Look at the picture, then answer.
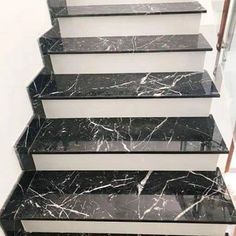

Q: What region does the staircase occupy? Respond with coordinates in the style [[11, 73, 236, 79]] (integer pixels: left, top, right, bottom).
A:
[[0, 0, 236, 235]]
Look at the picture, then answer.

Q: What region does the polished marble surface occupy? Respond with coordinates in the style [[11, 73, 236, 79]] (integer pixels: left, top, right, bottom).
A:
[[55, 2, 206, 17], [27, 68, 52, 116], [48, 34, 212, 54], [39, 25, 61, 73], [48, 0, 67, 22], [40, 26, 61, 55], [29, 116, 228, 154], [1, 170, 236, 223], [40, 71, 219, 99], [15, 115, 45, 170]]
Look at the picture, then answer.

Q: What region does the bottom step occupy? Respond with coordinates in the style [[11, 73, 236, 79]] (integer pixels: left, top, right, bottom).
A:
[[1, 170, 236, 235]]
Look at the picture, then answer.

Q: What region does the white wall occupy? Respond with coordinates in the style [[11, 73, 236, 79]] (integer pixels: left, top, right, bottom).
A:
[[0, 0, 51, 235]]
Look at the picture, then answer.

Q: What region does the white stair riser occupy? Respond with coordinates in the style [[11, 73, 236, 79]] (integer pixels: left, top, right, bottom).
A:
[[22, 221, 227, 236], [50, 52, 206, 74], [32, 153, 221, 171], [42, 98, 213, 118], [66, 0, 195, 6], [59, 14, 201, 37]]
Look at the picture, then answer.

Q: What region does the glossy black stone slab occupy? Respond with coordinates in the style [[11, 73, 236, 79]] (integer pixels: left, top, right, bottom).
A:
[[39, 26, 61, 73], [0, 171, 35, 234], [1, 170, 236, 224], [55, 2, 206, 17], [27, 68, 52, 116], [29, 116, 228, 154], [48, 34, 212, 54], [47, 0, 67, 22], [40, 71, 219, 99], [15, 115, 45, 170]]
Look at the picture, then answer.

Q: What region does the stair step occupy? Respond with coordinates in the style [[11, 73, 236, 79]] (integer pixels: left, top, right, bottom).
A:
[[25, 116, 228, 171], [1, 170, 236, 235], [45, 34, 212, 73], [39, 71, 219, 118], [30, 116, 227, 155], [54, 2, 205, 37], [48, 34, 212, 54], [40, 71, 219, 99], [54, 2, 206, 17], [25, 115, 229, 170]]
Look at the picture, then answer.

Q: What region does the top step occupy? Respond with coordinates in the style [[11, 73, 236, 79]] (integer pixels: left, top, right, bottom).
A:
[[54, 2, 206, 17]]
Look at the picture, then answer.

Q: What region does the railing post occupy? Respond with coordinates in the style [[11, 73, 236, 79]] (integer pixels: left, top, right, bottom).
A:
[[225, 139, 235, 172], [217, 0, 231, 51], [214, 0, 231, 74], [225, 123, 236, 173]]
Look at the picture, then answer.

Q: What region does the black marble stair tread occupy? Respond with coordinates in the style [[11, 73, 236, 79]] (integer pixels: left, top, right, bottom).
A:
[[29, 116, 228, 154], [54, 2, 206, 17], [48, 34, 212, 54], [1, 170, 236, 223], [40, 71, 219, 99]]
